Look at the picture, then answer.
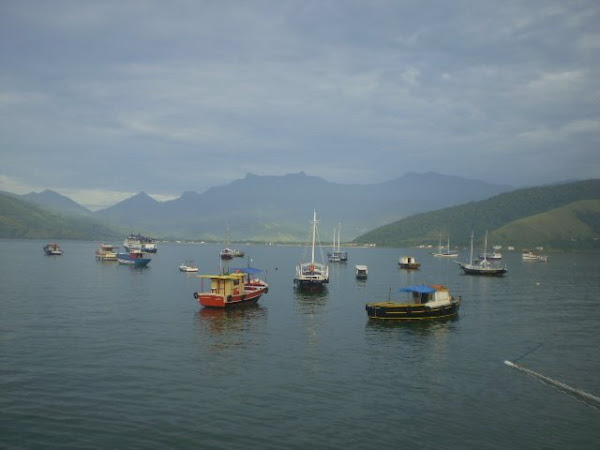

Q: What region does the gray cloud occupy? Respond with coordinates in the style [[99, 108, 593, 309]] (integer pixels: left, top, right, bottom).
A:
[[1, 0, 599, 208]]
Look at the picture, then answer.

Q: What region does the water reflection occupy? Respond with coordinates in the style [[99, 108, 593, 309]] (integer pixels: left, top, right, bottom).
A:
[[294, 288, 328, 315], [196, 305, 267, 351], [366, 315, 459, 335]]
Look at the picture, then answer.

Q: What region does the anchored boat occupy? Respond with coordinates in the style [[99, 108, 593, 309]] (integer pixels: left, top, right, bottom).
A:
[[193, 267, 269, 308], [294, 210, 329, 290], [117, 250, 151, 267], [355, 265, 368, 279], [43, 242, 63, 255], [96, 243, 118, 261], [456, 231, 507, 276], [399, 256, 420, 269], [365, 284, 461, 320]]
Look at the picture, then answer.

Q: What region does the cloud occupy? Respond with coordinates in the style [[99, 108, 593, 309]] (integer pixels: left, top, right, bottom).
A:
[[1, 0, 599, 204]]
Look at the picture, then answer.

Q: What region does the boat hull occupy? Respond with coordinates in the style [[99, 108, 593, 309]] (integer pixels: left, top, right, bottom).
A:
[[43, 244, 63, 255], [194, 284, 268, 308], [460, 265, 507, 275], [366, 300, 460, 320], [399, 263, 420, 270], [96, 253, 117, 261], [294, 278, 329, 291], [117, 253, 151, 267]]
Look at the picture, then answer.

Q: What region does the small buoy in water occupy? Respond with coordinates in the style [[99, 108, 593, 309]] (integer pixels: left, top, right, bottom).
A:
[[536, 282, 540, 285]]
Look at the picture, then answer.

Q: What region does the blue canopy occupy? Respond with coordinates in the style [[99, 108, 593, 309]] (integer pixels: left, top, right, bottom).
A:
[[397, 285, 436, 294], [230, 267, 264, 274]]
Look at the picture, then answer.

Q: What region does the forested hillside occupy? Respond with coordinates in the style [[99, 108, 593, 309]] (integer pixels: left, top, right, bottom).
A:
[[353, 180, 600, 250], [0, 193, 120, 240]]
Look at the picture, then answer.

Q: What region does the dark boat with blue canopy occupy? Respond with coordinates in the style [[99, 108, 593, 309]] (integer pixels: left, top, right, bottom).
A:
[[365, 284, 461, 320]]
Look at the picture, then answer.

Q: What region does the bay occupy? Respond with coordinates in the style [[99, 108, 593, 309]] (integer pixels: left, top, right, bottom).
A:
[[1, 239, 599, 449]]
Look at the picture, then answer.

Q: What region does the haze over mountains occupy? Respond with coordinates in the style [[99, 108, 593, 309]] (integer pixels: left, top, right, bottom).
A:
[[8, 172, 512, 242], [92, 172, 512, 241]]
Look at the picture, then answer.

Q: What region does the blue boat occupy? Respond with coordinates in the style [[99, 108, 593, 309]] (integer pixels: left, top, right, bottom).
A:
[[117, 250, 151, 267]]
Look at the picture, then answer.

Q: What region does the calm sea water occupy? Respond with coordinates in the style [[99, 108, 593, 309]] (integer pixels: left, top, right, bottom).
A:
[[1, 239, 599, 449]]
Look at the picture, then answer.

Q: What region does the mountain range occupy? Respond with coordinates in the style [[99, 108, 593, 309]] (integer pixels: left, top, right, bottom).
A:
[[91, 172, 512, 241], [3, 173, 599, 249], [4, 172, 511, 242]]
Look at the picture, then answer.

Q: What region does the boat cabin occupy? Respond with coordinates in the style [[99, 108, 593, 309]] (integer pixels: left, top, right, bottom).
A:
[[198, 272, 246, 298], [355, 265, 368, 279], [399, 285, 451, 305]]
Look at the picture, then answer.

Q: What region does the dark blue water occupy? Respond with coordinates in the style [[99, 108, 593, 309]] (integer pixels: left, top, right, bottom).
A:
[[1, 239, 599, 449]]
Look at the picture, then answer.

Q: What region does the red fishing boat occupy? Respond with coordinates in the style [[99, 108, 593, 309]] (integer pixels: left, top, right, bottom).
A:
[[193, 267, 268, 308]]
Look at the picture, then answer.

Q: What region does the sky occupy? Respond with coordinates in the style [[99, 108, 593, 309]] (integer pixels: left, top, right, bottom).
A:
[[1, 0, 599, 210]]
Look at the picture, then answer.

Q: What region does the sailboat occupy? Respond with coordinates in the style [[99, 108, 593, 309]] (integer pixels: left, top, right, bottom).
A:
[[327, 222, 348, 262], [220, 223, 244, 259], [294, 210, 330, 290], [456, 231, 507, 276], [432, 233, 459, 258]]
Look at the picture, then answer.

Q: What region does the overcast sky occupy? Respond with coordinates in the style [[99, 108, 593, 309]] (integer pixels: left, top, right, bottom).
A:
[[1, 0, 599, 209]]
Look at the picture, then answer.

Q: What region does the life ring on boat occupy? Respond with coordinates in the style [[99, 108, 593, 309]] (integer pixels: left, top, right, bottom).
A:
[[193, 292, 198, 299]]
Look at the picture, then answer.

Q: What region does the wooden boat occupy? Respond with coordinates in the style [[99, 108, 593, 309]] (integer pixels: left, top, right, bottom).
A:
[[294, 211, 329, 290], [95, 243, 118, 261], [457, 231, 507, 276], [399, 256, 420, 269], [366, 285, 461, 320], [355, 265, 368, 279], [179, 260, 198, 272], [193, 267, 269, 308], [117, 250, 151, 267], [43, 242, 63, 255]]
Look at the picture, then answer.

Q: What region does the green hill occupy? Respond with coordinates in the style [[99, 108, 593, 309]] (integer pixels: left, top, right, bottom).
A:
[[0, 192, 120, 240], [493, 199, 600, 249], [353, 179, 600, 250]]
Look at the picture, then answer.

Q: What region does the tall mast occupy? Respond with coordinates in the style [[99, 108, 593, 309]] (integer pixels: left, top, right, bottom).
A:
[[469, 231, 474, 265], [483, 230, 489, 261], [311, 210, 317, 264]]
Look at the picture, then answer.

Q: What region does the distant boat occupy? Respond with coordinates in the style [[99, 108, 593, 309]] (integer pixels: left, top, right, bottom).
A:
[[457, 231, 507, 276], [220, 225, 244, 259], [124, 234, 157, 253], [432, 234, 459, 258], [365, 284, 461, 320], [117, 250, 151, 267], [399, 256, 420, 270], [522, 250, 540, 261], [522, 250, 549, 262], [95, 243, 118, 261], [179, 260, 198, 272], [355, 265, 368, 279], [328, 222, 348, 262], [220, 247, 244, 259], [294, 210, 330, 290], [193, 267, 269, 308], [43, 242, 63, 255]]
